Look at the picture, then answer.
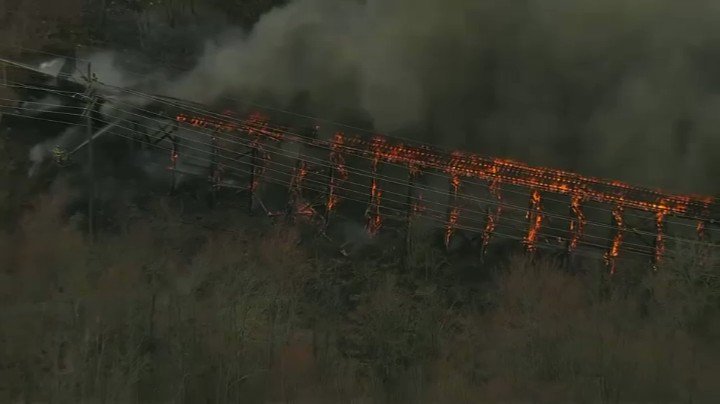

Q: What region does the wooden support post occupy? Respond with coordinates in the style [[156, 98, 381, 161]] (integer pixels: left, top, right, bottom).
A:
[[365, 155, 383, 236], [652, 209, 668, 270], [285, 159, 307, 223], [480, 180, 502, 260], [169, 136, 179, 195], [248, 143, 258, 215], [697, 220, 707, 242], [524, 190, 543, 254], [480, 207, 495, 260], [209, 130, 219, 207], [696, 220, 709, 267], [401, 166, 418, 268], [323, 164, 335, 230], [324, 133, 346, 231], [444, 174, 460, 250], [566, 193, 586, 264], [604, 205, 625, 275]]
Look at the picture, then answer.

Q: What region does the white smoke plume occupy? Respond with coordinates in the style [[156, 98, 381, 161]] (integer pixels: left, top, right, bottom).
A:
[[165, 0, 720, 195], [28, 125, 83, 176]]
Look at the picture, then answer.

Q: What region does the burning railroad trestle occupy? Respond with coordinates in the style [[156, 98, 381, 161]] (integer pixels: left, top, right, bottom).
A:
[[167, 109, 720, 272], [5, 69, 718, 272]]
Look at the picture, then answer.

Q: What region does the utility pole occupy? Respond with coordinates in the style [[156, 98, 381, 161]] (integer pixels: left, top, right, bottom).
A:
[[169, 136, 179, 194], [0, 62, 7, 127], [85, 62, 98, 242], [209, 130, 219, 207]]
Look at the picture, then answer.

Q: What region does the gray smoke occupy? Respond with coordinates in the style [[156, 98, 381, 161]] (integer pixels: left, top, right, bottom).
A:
[[28, 125, 83, 176], [166, 0, 720, 195]]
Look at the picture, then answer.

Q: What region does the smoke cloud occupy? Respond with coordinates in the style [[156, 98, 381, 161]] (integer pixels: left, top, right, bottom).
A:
[[165, 0, 720, 195]]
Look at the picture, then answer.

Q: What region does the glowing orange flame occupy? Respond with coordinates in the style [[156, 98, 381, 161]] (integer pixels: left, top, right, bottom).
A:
[[445, 175, 462, 248], [366, 145, 385, 236], [481, 180, 503, 253], [409, 163, 421, 177], [568, 193, 586, 252], [331, 133, 348, 180], [451, 174, 461, 193], [482, 211, 497, 249], [288, 161, 308, 209], [654, 202, 670, 268], [298, 163, 308, 182], [327, 194, 339, 212], [177, 112, 713, 218], [297, 203, 315, 217], [445, 207, 460, 248], [366, 178, 383, 236], [524, 190, 543, 253], [604, 205, 625, 275], [176, 111, 716, 257], [697, 220, 706, 240], [326, 133, 347, 216]]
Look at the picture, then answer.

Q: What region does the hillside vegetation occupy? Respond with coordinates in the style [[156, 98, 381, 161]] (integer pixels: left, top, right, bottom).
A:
[[2, 1, 720, 402], [1, 194, 720, 402]]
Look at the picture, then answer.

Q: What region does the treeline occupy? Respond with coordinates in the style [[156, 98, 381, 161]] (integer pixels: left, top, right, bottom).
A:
[[1, 194, 720, 402], [0, 0, 286, 56]]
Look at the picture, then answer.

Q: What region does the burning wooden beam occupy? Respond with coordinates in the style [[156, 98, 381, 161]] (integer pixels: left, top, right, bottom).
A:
[[481, 179, 503, 258], [324, 132, 347, 229], [365, 152, 383, 236], [653, 204, 669, 270], [567, 193, 586, 254], [524, 189, 543, 253], [445, 174, 461, 249], [604, 205, 625, 275]]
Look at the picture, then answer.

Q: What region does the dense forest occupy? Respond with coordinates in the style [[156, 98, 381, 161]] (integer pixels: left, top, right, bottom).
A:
[[2, 0, 720, 402]]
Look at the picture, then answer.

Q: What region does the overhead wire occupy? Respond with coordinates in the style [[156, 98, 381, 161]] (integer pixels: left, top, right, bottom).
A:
[[6, 46, 713, 222], [1, 82, 713, 253], [5, 105, 711, 265], [8, 112, 677, 260], [2, 94, 711, 255], [2, 67, 716, 256], [92, 82, 715, 227], [2, 67, 713, 232]]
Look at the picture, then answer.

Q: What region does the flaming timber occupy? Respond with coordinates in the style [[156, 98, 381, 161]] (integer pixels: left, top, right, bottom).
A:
[[173, 110, 718, 271]]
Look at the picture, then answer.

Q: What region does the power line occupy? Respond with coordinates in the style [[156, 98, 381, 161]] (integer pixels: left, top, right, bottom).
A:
[[6, 101, 705, 260], [6, 47, 714, 218], [4, 73, 719, 269], [3, 94, 714, 252]]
